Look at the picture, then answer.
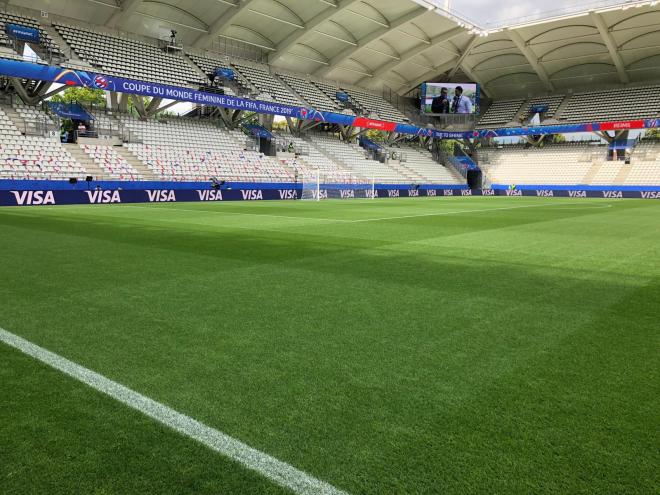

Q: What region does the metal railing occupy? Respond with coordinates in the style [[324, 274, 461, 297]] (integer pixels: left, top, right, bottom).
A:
[[276, 139, 310, 156], [385, 149, 408, 163], [119, 123, 143, 144], [19, 117, 57, 136], [208, 37, 269, 64]]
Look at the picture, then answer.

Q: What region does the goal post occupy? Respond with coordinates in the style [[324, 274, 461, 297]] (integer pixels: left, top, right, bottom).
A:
[[301, 171, 377, 200]]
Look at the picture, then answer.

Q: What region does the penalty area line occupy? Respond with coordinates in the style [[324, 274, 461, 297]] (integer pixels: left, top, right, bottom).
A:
[[0, 327, 350, 495]]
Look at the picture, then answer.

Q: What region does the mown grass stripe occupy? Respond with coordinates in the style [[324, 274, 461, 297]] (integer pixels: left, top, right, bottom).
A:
[[0, 327, 350, 495]]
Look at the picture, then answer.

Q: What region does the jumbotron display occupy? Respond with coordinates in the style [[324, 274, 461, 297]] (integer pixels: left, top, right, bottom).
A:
[[420, 82, 480, 115]]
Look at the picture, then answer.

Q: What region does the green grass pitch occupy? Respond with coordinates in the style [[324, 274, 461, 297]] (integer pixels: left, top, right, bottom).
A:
[[0, 196, 658, 494]]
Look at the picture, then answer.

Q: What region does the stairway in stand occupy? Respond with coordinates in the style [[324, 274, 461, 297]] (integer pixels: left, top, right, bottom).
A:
[[582, 161, 605, 184], [113, 145, 158, 181], [613, 163, 633, 184], [63, 143, 105, 180], [1, 104, 26, 134]]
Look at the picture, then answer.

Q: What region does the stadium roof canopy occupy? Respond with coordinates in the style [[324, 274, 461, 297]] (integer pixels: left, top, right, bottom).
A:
[[7, 0, 660, 98]]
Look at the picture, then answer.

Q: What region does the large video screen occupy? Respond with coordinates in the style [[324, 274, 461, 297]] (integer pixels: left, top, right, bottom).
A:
[[420, 82, 480, 115]]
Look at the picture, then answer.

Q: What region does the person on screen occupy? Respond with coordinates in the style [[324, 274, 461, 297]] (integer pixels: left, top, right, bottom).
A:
[[431, 87, 450, 114], [451, 86, 473, 114]]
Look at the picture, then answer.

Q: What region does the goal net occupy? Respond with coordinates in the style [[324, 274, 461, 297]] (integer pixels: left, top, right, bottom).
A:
[[300, 171, 375, 201]]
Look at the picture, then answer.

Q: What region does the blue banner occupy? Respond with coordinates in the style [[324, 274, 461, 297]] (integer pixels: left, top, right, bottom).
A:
[[609, 139, 635, 150], [336, 91, 350, 103], [1, 186, 658, 206], [467, 119, 657, 139], [48, 102, 94, 120], [243, 123, 273, 139], [530, 105, 549, 114], [5, 23, 40, 43], [215, 68, 234, 80], [359, 136, 382, 151], [0, 58, 658, 141]]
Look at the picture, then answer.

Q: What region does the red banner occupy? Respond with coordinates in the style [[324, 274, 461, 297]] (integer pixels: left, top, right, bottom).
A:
[[599, 120, 645, 131], [352, 117, 397, 132]]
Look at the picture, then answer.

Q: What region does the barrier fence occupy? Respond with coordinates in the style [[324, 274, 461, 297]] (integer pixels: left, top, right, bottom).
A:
[[1, 185, 659, 206]]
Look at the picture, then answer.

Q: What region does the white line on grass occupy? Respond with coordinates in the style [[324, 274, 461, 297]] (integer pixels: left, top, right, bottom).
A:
[[26, 201, 613, 225], [124, 202, 612, 224], [0, 327, 349, 495], [122, 205, 354, 223], [348, 202, 612, 223]]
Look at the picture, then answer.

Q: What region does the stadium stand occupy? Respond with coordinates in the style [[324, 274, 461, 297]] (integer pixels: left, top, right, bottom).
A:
[[313, 135, 410, 183], [312, 80, 346, 109], [276, 73, 339, 113], [274, 133, 354, 182], [478, 143, 608, 185], [80, 144, 140, 181], [53, 23, 204, 88], [556, 85, 660, 124], [88, 111, 117, 136], [589, 160, 625, 185], [119, 116, 292, 182], [627, 139, 660, 185], [478, 86, 660, 128], [476, 99, 525, 128], [8, 100, 58, 137], [231, 62, 302, 107], [13, 101, 54, 126], [0, 11, 62, 56], [521, 95, 566, 119], [341, 86, 408, 122], [0, 107, 85, 180], [186, 52, 246, 95], [399, 145, 463, 184]]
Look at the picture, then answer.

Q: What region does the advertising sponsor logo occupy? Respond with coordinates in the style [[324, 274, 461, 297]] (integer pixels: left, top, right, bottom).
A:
[[311, 189, 328, 200], [10, 190, 55, 205], [461, 189, 473, 196], [481, 189, 495, 196], [568, 190, 587, 198], [427, 189, 437, 197], [641, 191, 660, 199], [93, 75, 109, 89], [339, 189, 355, 199], [443, 190, 455, 196], [85, 190, 121, 203], [505, 189, 522, 196], [278, 189, 298, 200], [536, 190, 554, 197], [241, 189, 263, 200], [365, 189, 378, 199], [602, 191, 623, 199], [409, 189, 420, 197], [387, 190, 400, 198], [197, 190, 223, 201], [147, 190, 176, 202]]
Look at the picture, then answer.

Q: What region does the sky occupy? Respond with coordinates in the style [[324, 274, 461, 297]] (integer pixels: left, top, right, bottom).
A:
[[440, 0, 627, 27]]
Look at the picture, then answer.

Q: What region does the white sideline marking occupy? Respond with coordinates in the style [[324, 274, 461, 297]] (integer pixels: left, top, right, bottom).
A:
[[0, 327, 349, 495], [122, 205, 354, 223], [125, 202, 611, 224], [348, 202, 610, 223], [30, 201, 612, 225]]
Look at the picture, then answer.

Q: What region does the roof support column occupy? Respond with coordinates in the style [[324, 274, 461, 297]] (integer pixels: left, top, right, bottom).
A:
[[590, 12, 629, 84], [508, 29, 554, 92]]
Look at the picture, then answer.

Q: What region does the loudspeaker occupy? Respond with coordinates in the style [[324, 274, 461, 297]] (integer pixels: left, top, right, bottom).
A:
[[69, 177, 78, 184], [85, 175, 93, 182]]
